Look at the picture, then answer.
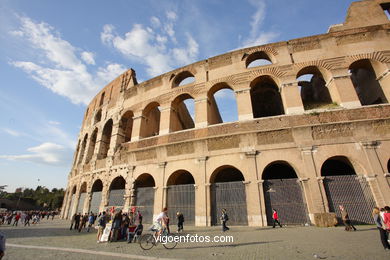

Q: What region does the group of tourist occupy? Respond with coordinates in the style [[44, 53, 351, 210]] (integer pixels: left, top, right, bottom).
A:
[[372, 206, 390, 251], [0, 211, 57, 226]]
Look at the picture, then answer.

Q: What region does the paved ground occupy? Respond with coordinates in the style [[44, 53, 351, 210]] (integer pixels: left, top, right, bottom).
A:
[[0, 218, 389, 260]]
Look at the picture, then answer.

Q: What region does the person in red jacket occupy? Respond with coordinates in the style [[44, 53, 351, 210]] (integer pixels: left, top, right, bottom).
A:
[[272, 209, 282, 228], [383, 206, 390, 231]]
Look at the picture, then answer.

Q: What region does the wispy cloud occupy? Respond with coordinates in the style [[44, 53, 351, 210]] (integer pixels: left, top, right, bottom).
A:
[[240, 0, 279, 48], [0, 142, 72, 166], [101, 11, 199, 77], [9, 16, 127, 105], [2, 128, 24, 137]]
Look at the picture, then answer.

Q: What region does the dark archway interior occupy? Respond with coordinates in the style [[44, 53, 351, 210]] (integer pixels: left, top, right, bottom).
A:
[[387, 158, 390, 173], [110, 177, 126, 190], [79, 183, 87, 193], [211, 167, 245, 183], [136, 174, 155, 187], [91, 180, 103, 192], [321, 156, 356, 176], [167, 170, 195, 186], [262, 162, 298, 179], [71, 186, 77, 194]]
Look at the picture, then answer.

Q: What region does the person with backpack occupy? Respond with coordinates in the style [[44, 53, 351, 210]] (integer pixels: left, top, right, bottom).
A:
[[176, 212, 184, 233], [97, 211, 107, 243], [220, 208, 229, 232]]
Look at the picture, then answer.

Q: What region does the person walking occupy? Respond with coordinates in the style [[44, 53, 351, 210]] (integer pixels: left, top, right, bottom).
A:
[[24, 213, 31, 227], [383, 206, 390, 233], [339, 205, 356, 231], [86, 213, 95, 232], [220, 208, 229, 232], [12, 213, 20, 227], [74, 213, 81, 231], [272, 209, 282, 228], [110, 210, 122, 242], [176, 212, 184, 233], [97, 211, 107, 243], [373, 207, 390, 250], [0, 231, 5, 260]]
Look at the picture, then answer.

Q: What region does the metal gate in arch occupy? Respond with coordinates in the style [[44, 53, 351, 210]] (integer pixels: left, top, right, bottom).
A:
[[68, 194, 76, 218], [263, 179, 309, 226], [323, 175, 376, 224], [76, 193, 86, 213], [134, 187, 155, 224], [108, 189, 125, 208], [167, 184, 195, 225], [211, 181, 248, 225], [90, 191, 102, 214]]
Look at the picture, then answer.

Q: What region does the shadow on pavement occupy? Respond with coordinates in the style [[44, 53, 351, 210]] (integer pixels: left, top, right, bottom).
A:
[[175, 240, 282, 250]]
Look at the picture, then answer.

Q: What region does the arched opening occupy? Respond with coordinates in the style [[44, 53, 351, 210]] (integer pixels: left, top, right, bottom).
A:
[[246, 51, 273, 68], [108, 176, 126, 207], [166, 170, 195, 225], [172, 71, 195, 87], [119, 110, 134, 144], [85, 128, 98, 163], [170, 94, 195, 132], [140, 102, 160, 138], [98, 119, 113, 159], [207, 83, 238, 125], [90, 179, 103, 214], [94, 109, 102, 124], [250, 75, 284, 118], [77, 182, 87, 214], [77, 134, 88, 165], [262, 161, 309, 225], [349, 59, 388, 105], [67, 186, 77, 218], [210, 166, 247, 225], [297, 66, 333, 110], [321, 156, 375, 224], [387, 158, 390, 173], [134, 174, 155, 224]]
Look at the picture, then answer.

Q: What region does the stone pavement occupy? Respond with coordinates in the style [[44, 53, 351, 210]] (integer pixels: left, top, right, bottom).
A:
[[0, 218, 389, 260]]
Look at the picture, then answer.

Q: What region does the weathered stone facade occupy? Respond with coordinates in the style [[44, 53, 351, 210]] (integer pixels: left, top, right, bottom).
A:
[[61, 0, 390, 227]]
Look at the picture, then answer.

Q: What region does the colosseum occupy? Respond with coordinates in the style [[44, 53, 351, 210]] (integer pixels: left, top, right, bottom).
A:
[[61, 0, 390, 227]]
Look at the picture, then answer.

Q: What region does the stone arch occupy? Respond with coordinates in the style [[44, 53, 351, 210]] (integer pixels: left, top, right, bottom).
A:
[[250, 75, 284, 118], [170, 93, 195, 132], [134, 173, 155, 223], [210, 165, 247, 225], [108, 176, 126, 207], [140, 102, 160, 138], [91, 179, 103, 192], [321, 155, 376, 224], [98, 119, 113, 159], [85, 128, 98, 163], [118, 110, 134, 143], [262, 161, 309, 225], [297, 66, 333, 110], [67, 185, 78, 218], [245, 51, 273, 68], [94, 109, 102, 125], [207, 82, 238, 124], [172, 71, 195, 87], [349, 59, 388, 105], [77, 134, 88, 165], [166, 170, 195, 224]]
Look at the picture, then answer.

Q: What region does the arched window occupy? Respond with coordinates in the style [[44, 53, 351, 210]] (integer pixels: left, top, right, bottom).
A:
[[85, 128, 98, 163], [297, 66, 333, 110], [349, 59, 388, 105], [207, 83, 238, 125], [94, 109, 102, 124], [250, 75, 284, 118], [140, 102, 160, 138], [98, 119, 113, 159], [77, 134, 88, 165], [170, 94, 195, 132], [245, 51, 273, 68], [119, 111, 134, 143], [172, 71, 195, 87]]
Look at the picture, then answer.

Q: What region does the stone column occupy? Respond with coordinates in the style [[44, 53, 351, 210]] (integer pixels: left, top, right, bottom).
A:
[[298, 178, 311, 224], [195, 156, 208, 226], [71, 188, 81, 216], [82, 192, 92, 214], [130, 112, 144, 141], [360, 141, 390, 206], [153, 162, 167, 220], [123, 179, 134, 212], [159, 106, 172, 135], [99, 183, 110, 213], [234, 88, 253, 121], [61, 190, 69, 219], [243, 151, 263, 226], [107, 120, 121, 157], [257, 180, 267, 226], [194, 97, 208, 128], [280, 81, 305, 115], [327, 70, 361, 108]]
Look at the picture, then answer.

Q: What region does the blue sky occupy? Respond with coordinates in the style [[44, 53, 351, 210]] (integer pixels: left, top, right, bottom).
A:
[[0, 0, 355, 192]]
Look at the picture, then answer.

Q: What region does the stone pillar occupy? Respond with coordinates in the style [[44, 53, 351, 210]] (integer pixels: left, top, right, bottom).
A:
[[61, 190, 69, 219], [327, 70, 361, 108], [194, 97, 208, 128], [99, 183, 110, 213], [195, 156, 208, 226], [159, 106, 172, 135], [300, 146, 329, 221], [257, 180, 267, 226], [130, 112, 143, 141], [360, 141, 390, 206], [71, 189, 81, 216], [234, 88, 253, 121], [280, 81, 305, 114], [298, 178, 312, 224], [243, 151, 263, 226], [123, 179, 134, 212], [107, 120, 121, 157], [153, 162, 166, 220], [83, 192, 92, 214]]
